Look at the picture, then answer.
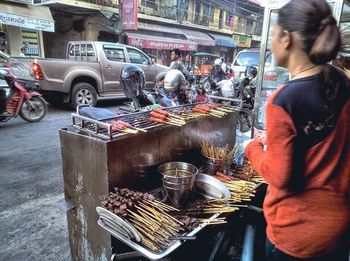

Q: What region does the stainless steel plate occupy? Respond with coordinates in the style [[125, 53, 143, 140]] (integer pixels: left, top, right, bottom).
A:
[[96, 207, 141, 242], [195, 173, 231, 199]]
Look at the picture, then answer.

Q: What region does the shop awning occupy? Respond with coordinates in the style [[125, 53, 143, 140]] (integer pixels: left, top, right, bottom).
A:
[[180, 29, 215, 46], [125, 32, 198, 51], [209, 33, 236, 48], [0, 3, 55, 32]]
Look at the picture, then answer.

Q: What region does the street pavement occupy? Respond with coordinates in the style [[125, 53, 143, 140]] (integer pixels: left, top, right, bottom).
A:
[[0, 100, 120, 261]]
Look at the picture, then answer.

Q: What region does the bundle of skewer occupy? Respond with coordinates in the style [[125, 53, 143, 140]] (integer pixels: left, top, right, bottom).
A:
[[126, 199, 184, 252], [149, 108, 186, 127], [224, 179, 257, 202], [183, 199, 239, 215], [192, 104, 228, 118], [201, 141, 236, 160], [109, 120, 147, 134]]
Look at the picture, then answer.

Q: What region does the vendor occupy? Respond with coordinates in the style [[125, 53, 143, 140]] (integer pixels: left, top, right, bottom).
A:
[[243, 0, 350, 260]]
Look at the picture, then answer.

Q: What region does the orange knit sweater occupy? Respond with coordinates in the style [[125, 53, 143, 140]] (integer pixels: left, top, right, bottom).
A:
[[246, 78, 350, 258]]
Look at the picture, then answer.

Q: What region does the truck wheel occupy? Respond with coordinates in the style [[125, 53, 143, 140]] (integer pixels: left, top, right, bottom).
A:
[[71, 83, 97, 109]]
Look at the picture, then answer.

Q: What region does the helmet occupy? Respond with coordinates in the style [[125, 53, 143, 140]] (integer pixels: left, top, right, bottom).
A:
[[214, 58, 222, 66], [245, 65, 258, 79], [120, 65, 145, 99], [163, 69, 186, 96]]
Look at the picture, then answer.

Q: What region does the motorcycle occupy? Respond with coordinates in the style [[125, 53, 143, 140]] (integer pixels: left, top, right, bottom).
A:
[[203, 65, 258, 133], [0, 68, 47, 123]]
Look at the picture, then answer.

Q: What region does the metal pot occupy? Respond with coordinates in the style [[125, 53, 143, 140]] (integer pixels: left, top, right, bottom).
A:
[[158, 162, 198, 208]]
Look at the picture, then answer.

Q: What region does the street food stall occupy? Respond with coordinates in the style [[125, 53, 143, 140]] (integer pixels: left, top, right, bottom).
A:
[[192, 52, 219, 76], [60, 103, 267, 260], [253, 0, 350, 130]]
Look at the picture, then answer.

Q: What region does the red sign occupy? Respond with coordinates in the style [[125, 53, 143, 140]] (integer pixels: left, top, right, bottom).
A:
[[127, 36, 197, 51], [121, 0, 138, 30]]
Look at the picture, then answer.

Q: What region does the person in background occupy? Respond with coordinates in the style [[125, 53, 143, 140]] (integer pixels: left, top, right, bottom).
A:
[[184, 54, 193, 73], [170, 48, 185, 72], [221, 57, 228, 74], [19, 45, 26, 57], [243, 0, 350, 260], [170, 48, 194, 83]]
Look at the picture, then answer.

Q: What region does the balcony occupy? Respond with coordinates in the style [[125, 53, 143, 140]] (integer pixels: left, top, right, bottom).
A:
[[80, 0, 119, 8]]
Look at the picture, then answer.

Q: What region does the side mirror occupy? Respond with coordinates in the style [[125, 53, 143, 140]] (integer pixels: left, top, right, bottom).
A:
[[151, 58, 155, 65]]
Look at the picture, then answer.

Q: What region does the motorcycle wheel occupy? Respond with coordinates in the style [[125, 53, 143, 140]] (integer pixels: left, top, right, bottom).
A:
[[237, 109, 253, 133], [19, 96, 47, 123]]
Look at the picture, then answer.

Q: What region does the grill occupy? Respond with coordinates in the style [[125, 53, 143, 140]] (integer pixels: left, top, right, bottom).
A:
[[71, 104, 213, 140]]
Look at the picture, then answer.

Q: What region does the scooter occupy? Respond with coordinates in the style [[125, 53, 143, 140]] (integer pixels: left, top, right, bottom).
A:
[[0, 68, 47, 123]]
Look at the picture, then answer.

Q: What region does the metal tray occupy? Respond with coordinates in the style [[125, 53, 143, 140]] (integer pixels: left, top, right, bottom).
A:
[[98, 212, 221, 260]]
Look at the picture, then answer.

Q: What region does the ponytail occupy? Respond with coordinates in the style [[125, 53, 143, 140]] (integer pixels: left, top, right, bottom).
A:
[[309, 17, 341, 65]]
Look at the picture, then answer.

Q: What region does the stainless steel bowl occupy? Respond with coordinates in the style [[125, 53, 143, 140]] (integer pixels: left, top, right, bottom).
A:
[[158, 162, 198, 181], [158, 162, 198, 208]]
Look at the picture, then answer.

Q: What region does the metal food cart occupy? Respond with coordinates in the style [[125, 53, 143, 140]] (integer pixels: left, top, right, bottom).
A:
[[253, 0, 350, 128], [60, 104, 244, 260]]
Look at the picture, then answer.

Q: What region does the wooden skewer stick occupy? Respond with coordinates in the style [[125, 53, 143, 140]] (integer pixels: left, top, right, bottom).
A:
[[164, 121, 183, 127]]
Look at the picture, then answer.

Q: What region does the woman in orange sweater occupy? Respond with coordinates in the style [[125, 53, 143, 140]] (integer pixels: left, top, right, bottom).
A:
[[245, 0, 350, 260]]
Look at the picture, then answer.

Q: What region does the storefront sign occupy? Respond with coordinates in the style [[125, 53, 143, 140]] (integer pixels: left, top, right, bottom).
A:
[[121, 0, 138, 30], [233, 35, 252, 48], [128, 37, 197, 51], [0, 11, 54, 32]]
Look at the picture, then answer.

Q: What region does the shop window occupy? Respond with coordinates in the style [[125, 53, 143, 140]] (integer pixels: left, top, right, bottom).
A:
[[194, 1, 201, 24], [103, 47, 126, 62], [219, 9, 224, 29], [226, 12, 234, 28], [21, 29, 40, 57], [127, 48, 150, 65]]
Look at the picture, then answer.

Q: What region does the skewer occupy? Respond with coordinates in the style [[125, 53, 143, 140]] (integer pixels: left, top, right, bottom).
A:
[[129, 126, 147, 132], [164, 121, 183, 127], [119, 128, 138, 134], [168, 113, 186, 120], [144, 199, 180, 212]]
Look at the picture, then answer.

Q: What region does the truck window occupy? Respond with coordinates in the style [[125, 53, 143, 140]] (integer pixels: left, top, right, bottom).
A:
[[69, 44, 80, 56], [103, 47, 125, 62], [81, 44, 95, 57], [127, 48, 150, 65], [234, 52, 260, 66]]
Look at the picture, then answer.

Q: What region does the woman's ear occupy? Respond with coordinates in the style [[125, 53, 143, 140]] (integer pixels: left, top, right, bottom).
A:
[[280, 30, 292, 50]]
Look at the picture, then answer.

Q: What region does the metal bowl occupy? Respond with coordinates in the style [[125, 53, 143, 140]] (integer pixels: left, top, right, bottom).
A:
[[158, 162, 198, 182], [196, 173, 231, 199]]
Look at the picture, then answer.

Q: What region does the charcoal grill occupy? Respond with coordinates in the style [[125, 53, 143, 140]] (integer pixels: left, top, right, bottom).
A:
[[60, 104, 238, 260], [71, 104, 205, 140]]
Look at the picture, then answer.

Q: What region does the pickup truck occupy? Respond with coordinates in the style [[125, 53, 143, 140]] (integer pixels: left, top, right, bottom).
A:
[[15, 41, 169, 108]]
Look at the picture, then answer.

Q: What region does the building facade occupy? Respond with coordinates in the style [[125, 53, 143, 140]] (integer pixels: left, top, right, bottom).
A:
[[0, 0, 54, 57], [0, 0, 263, 64]]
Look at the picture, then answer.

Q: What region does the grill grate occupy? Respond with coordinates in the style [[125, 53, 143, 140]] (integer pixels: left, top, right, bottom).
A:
[[71, 103, 237, 140]]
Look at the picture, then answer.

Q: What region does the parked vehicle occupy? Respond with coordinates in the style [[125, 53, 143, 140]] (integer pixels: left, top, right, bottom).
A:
[[232, 49, 289, 88], [202, 65, 257, 133], [0, 50, 38, 91], [0, 68, 47, 123], [15, 41, 169, 108]]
